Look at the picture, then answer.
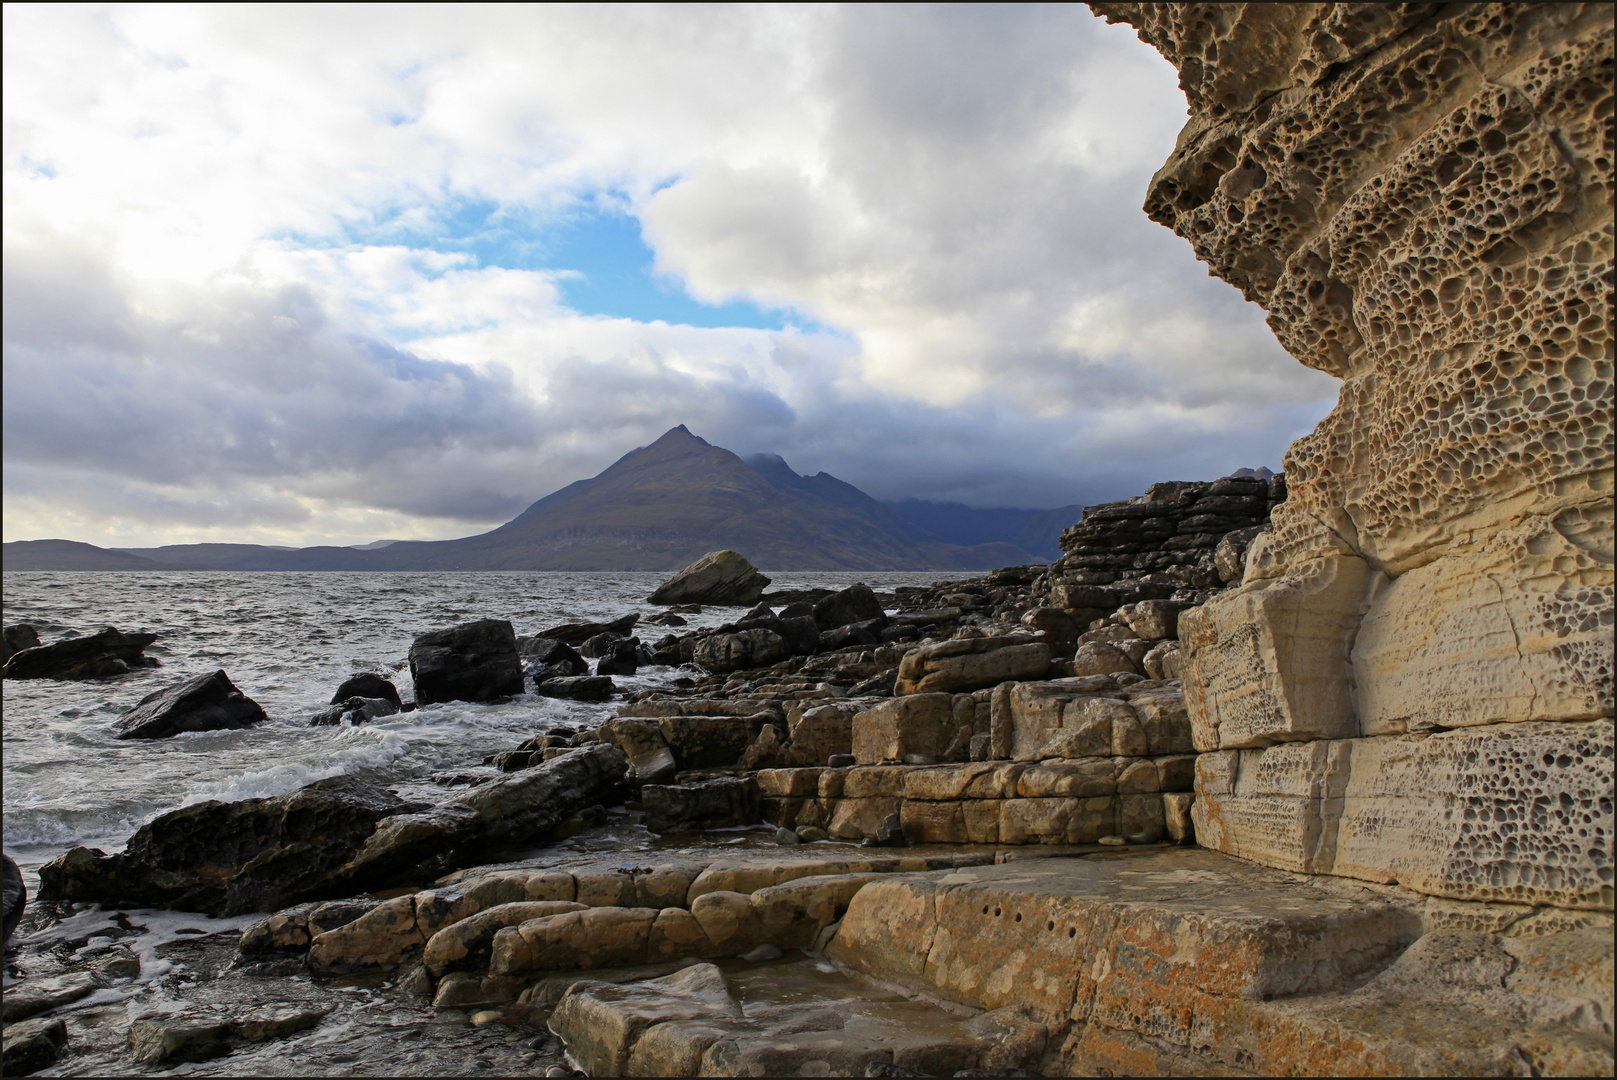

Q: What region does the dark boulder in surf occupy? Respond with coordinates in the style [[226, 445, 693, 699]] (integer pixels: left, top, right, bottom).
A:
[[533, 613, 638, 647], [112, 669, 268, 739], [309, 696, 399, 727], [329, 672, 401, 707], [330, 743, 629, 892], [2, 626, 158, 681], [408, 619, 523, 705], [3, 854, 25, 945], [36, 776, 418, 917], [2, 624, 41, 665]]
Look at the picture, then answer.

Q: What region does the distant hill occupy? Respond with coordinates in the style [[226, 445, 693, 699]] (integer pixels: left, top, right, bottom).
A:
[[6, 427, 1075, 571], [881, 499, 1081, 561], [1, 539, 208, 571]]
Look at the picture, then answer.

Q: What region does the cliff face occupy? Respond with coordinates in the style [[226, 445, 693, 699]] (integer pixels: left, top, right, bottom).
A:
[[1094, 3, 1613, 909]]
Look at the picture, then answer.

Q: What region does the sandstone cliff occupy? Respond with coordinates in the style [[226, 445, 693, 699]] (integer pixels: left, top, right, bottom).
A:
[[1091, 2, 1612, 909]]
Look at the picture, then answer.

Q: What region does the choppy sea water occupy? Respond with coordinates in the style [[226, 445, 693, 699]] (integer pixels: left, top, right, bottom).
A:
[[1, 569, 944, 888]]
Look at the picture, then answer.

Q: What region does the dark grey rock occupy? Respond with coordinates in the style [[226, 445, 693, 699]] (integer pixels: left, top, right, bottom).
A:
[[2, 626, 158, 681], [309, 696, 398, 727], [114, 670, 268, 740], [536, 675, 615, 701], [641, 777, 761, 832], [2, 624, 41, 665], [3, 853, 24, 946], [812, 584, 887, 630], [37, 775, 417, 916], [408, 619, 522, 705], [531, 613, 638, 648], [330, 673, 401, 707]]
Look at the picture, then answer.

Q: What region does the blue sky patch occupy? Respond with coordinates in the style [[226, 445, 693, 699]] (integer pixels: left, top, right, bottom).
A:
[[315, 197, 794, 330]]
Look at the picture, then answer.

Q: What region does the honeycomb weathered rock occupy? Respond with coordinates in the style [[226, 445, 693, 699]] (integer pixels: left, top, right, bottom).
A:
[[1094, 2, 1613, 908]]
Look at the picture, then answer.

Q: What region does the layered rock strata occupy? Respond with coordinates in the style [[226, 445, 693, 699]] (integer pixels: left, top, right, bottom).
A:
[[1092, 2, 1614, 907]]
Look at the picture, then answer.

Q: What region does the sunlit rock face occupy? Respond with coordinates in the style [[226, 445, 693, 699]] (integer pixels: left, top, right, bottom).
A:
[[1093, 2, 1613, 908]]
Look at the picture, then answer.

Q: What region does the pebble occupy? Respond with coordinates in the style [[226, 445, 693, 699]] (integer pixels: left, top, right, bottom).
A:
[[469, 1010, 504, 1026], [1098, 835, 1126, 846]]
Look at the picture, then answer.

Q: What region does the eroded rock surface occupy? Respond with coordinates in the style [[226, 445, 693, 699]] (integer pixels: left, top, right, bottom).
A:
[[1092, 2, 1614, 906]]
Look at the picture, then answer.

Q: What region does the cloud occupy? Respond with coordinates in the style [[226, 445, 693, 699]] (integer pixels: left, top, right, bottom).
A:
[[2, 4, 1339, 548]]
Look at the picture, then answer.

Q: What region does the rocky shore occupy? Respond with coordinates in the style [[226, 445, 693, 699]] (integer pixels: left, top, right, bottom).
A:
[[6, 3, 1612, 1075]]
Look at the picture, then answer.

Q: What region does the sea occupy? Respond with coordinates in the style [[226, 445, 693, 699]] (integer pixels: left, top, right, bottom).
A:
[[0, 569, 947, 892]]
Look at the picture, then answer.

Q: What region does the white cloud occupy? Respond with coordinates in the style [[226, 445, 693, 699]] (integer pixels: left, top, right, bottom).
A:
[[2, 4, 1338, 548]]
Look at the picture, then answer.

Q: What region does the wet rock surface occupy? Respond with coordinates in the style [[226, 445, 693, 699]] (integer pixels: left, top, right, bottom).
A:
[[112, 669, 270, 739], [408, 619, 523, 705], [36, 776, 419, 916], [1, 626, 160, 681]]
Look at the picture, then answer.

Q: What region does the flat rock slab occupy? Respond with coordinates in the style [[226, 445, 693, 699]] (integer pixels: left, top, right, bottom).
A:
[[550, 958, 1045, 1078], [826, 848, 1614, 1076]]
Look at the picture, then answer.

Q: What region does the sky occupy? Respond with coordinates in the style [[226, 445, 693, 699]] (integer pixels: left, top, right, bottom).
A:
[[2, 4, 1340, 549]]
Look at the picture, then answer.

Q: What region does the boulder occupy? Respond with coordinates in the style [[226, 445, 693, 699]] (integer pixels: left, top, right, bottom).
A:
[[2, 624, 41, 664], [329, 672, 401, 707], [113, 670, 269, 739], [520, 636, 588, 681], [1213, 525, 1268, 585], [309, 696, 398, 727], [533, 613, 639, 648], [3, 1017, 68, 1076], [692, 628, 790, 674], [580, 632, 626, 659], [1121, 600, 1194, 642], [648, 551, 770, 606], [812, 584, 887, 630], [894, 637, 1051, 696], [537, 675, 615, 701], [37, 775, 417, 916], [335, 743, 629, 890], [1070, 642, 1141, 678], [852, 694, 967, 765], [819, 618, 885, 652], [3, 854, 24, 945], [1, 626, 158, 681], [595, 639, 641, 677], [408, 619, 522, 705], [641, 778, 761, 832]]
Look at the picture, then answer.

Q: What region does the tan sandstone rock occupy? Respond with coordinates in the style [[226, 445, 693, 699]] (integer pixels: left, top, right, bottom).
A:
[[894, 637, 1051, 696]]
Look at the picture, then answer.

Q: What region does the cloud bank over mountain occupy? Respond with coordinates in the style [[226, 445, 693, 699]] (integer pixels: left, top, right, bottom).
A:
[[2, 4, 1339, 548]]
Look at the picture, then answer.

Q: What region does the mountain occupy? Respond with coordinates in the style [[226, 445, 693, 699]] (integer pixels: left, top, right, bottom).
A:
[[6, 427, 1070, 571], [880, 500, 1082, 561], [0, 539, 208, 571]]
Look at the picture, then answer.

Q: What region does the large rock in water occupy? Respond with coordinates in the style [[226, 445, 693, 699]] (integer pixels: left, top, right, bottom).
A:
[[1, 626, 158, 681], [36, 776, 416, 916], [648, 550, 770, 606], [3, 854, 24, 945], [1093, 3, 1614, 906], [333, 743, 628, 889], [2, 625, 41, 664], [408, 619, 523, 705], [329, 672, 401, 707], [112, 670, 269, 739]]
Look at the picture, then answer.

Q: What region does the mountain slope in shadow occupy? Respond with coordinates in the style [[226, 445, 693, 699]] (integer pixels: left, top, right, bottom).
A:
[[11, 427, 1064, 571]]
